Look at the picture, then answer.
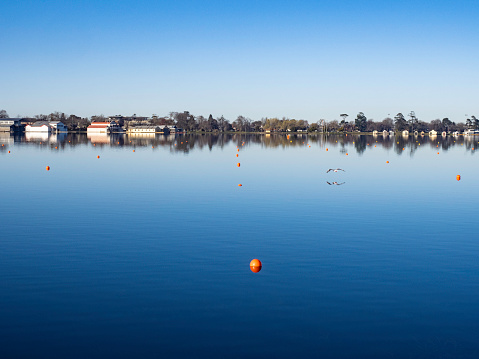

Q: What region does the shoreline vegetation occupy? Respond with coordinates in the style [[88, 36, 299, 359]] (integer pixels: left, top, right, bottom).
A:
[[1, 109, 478, 134]]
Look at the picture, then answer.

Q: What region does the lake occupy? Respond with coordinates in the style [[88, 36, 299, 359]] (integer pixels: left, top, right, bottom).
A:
[[1, 132, 478, 358]]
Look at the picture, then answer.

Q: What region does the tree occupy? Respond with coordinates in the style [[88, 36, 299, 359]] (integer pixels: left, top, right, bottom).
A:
[[394, 113, 407, 131], [442, 118, 453, 133], [355, 112, 367, 132], [408, 111, 418, 131], [0, 109, 9, 118], [380, 117, 394, 131], [340, 114, 348, 122]]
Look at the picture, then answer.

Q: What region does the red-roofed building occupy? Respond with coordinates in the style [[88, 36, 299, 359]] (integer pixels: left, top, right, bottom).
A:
[[87, 121, 121, 133]]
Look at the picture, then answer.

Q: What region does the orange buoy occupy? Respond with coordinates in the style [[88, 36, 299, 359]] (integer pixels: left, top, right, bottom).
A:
[[97, 155, 100, 159], [237, 149, 239, 152], [1, 144, 3, 146], [93, 144, 96, 146], [326, 148, 328, 151], [309, 145, 311, 148], [181, 142, 183, 144], [346, 153, 348, 155], [250, 258, 262, 267], [133, 150, 135, 152], [238, 184, 242, 187], [386, 161, 389, 163], [437, 152, 439, 155], [402, 148, 405, 150], [237, 163, 240, 167], [456, 175, 461, 181], [55, 146, 58, 149], [236, 154, 238, 157], [8, 150, 10, 153], [118, 142, 120, 144], [46, 166, 50, 171], [374, 145, 376, 147], [152, 146, 154, 148]]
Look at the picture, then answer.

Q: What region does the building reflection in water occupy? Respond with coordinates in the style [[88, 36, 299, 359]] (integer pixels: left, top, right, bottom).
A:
[[0, 132, 477, 155]]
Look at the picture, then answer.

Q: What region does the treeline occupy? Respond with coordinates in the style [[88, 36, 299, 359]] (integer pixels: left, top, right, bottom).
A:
[[1, 109, 477, 133]]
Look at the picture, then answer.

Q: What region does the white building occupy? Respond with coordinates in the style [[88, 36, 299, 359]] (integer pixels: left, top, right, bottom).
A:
[[87, 121, 121, 133], [25, 121, 52, 132], [127, 126, 160, 133]]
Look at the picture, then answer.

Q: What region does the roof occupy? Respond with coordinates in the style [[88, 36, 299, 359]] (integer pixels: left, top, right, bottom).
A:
[[88, 123, 109, 128], [29, 121, 51, 127]]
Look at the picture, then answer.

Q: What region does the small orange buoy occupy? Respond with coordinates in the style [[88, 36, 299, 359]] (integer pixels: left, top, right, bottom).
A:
[[97, 155, 100, 159], [93, 144, 96, 146], [118, 142, 120, 144], [456, 175, 461, 181], [237, 163, 240, 167], [8, 150, 10, 153], [326, 148, 328, 151], [346, 153, 348, 155], [374, 145, 376, 147], [152, 146, 154, 148], [46, 166, 50, 171], [386, 161, 389, 163], [55, 146, 58, 149], [309, 145, 311, 148], [133, 150, 135, 152], [238, 184, 242, 187], [237, 149, 239, 152], [236, 154, 238, 157], [402, 148, 405, 150], [181, 142, 183, 144], [250, 258, 262, 267], [437, 152, 439, 155]]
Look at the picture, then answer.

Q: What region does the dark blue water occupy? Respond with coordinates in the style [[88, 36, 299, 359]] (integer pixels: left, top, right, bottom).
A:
[[1, 133, 478, 358]]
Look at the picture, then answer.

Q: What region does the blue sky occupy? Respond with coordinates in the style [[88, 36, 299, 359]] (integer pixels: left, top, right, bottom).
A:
[[1, 0, 478, 123]]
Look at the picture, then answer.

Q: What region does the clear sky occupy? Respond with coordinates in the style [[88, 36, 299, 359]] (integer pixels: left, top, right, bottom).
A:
[[1, 0, 478, 123]]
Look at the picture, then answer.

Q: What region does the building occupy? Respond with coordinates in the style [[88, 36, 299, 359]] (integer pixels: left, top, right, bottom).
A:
[[25, 121, 52, 132], [49, 121, 68, 132], [87, 121, 122, 133], [429, 130, 437, 136], [0, 118, 26, 132], [127, 126, 160, 133], [402, 130, 409, 137]]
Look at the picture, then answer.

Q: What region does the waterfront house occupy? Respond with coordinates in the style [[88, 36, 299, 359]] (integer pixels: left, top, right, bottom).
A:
[[402, 130, 409, 137], [25, 121, 52, 133], [441, 131, 447, 137], [0, 118, 25, 132], [49, 121, 68, 133], [127, 126, 160, 133], [87, 121, 121, 133], [429, 130, 437, 136]]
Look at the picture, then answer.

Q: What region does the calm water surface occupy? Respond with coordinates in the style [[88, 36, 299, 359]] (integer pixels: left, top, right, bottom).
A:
[[1, 133, 479, 358]]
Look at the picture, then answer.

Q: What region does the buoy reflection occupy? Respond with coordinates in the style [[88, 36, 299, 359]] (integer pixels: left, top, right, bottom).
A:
[[250, 266, 262, 273]]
